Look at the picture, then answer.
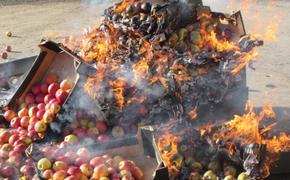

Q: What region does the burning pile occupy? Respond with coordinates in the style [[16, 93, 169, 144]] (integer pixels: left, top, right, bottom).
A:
[[155, 102, 290, 179], [65, 0, 262, 130]]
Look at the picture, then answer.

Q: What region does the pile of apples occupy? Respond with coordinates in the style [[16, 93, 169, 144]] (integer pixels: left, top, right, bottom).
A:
[[36, 145, 144, 180], [3, 74, 73, 140], [64, 116, 126, 144]]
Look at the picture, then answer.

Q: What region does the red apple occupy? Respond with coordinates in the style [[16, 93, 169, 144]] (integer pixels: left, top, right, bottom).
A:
[[31, 84, 41, 95], [53, 170, 67, 180], [95, 121, 108, 133], [29, 116, 39, 125], [64, 151, 77, 162], [8, 134, 19, 145], [37, 103, 46, 110], [0, 165, 15, 177], [55, 89, 69, 103], [40, 83, 49, 94], [28, 106, 38, 117], [0, 130, 11, 143], [1, 52, 8, 59], [77, 148, 90, 160], [80, 163, 93, 177], [36, 94, 45, 103], [65, 176, 77, 180], [75, 158, 86, 166], [64, 134, 78, 145], [90, 157, 105, 167], [44, 94, 54, 104], [60, 79, 73, 91], [49, 98, 60, 105], [36, 109, 45, 119], [59, 141, 68, 149], [14, 143, 27, 152], [50, 103, 61, 114], [43, 169, 53, 179], [25, 93, 35, 105], [20, 165, 34, 176], [28, 130, 39, 141], [97, 135, 111, 142], [87, 127, 99, 137], [10, 117, 21, 129], [20, 116, 30, 128], [119, 160, 135, 172], [67, 166, 81, 177], [46, 74, 58, 84], [43, 111, 54, 124], [48, 83, 60, 96], [34, 121, 47, 133], [53, 161, 68, 171], [4, 110, 17, 122]]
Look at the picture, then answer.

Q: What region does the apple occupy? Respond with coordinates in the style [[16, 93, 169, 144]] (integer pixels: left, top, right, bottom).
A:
[[45, 103, 52, 111], [87, 127, 99, 137], [93, 165, 109, 179], [31, 84, 41, 95], [53, 161, 68, 171], [131, 166, 143, 180], [36, 94, 45, 103], [64, 134, 78, 145], [75, 157, 86, 166], [80, 119, 89, 129], [60, 79, 73, 91], [49, 98, 60, 105], [14, 143, 27, 152], [43, 169, 53, 179], [28, 106, 38, 117], [80, 163, 93, 177], [29, 116, 39, 125], [37, 158, 52, 171], [43, 111, 54, 124], [100, 177, 110, 180], [20, 165, 34, 176], [120, 170, 132, 178], [48, 83, 60, 95], [119, 160, 135, 171], [8, 153, 22, 166], [72, 128, 85, 139], [0, 130, 11, 143], [25, 93, 35, 105], [18, 107, 29, 117], [34, 121, 47, 133], [87, 121, 95, 128], [10, 117, 21, 129], [20, 116, 30, 128], [97, 135, 111, 142], [113, 155, 124, 165], [95, 121, 108, 133], [64, 151, 77, 163], [50, 103, 61, 114], [59, 141, 68, 149], [90, 157, 105, 168], [4, 110, 17, 122], [0, 165, 15, 177], [112, 126, 125, 137], [53, 170, 67, 180], [1, 52, 8, 59], [36, 109, 45, 119], [20, 135, 32, 145], [77, 148, 91, 160], [46, 74, 58, 84], [37, 103, 46, 110], [67, 166, 82, 177], [28, 130, 39, 141], [55, 89, 69, 103], [8, 134, 19, 145], [44, 94, 54, 104], [40, 83, 49, 94], [65, 176, 77, 180]]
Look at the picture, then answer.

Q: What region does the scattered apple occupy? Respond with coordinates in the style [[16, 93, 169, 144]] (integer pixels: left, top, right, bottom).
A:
[[44, 94, 54, 104], [43, 111, 54, 124], [43, 169, 53, 179], [1, 52, 8, 59], [60, 79, 73, 91]]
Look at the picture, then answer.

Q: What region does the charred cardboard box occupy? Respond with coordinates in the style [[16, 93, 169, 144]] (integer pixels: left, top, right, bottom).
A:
[[139, 125, 290, 180]]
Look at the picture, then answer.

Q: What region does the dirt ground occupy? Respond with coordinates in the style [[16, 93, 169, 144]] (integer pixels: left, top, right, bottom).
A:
[[0, 0, 289, 108]]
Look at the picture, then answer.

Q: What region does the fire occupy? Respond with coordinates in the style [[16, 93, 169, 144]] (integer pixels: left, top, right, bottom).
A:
[[109, 77, 126, 111], [157, 134, 183, 177], [114, 0, 136, 14], [209, 101, 290, 177], [188, 107, 197, 121]]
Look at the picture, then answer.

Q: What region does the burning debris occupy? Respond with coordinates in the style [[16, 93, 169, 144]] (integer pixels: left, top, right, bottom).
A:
[[65, 0, 262, 130], [153, 102, 290, 179]]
